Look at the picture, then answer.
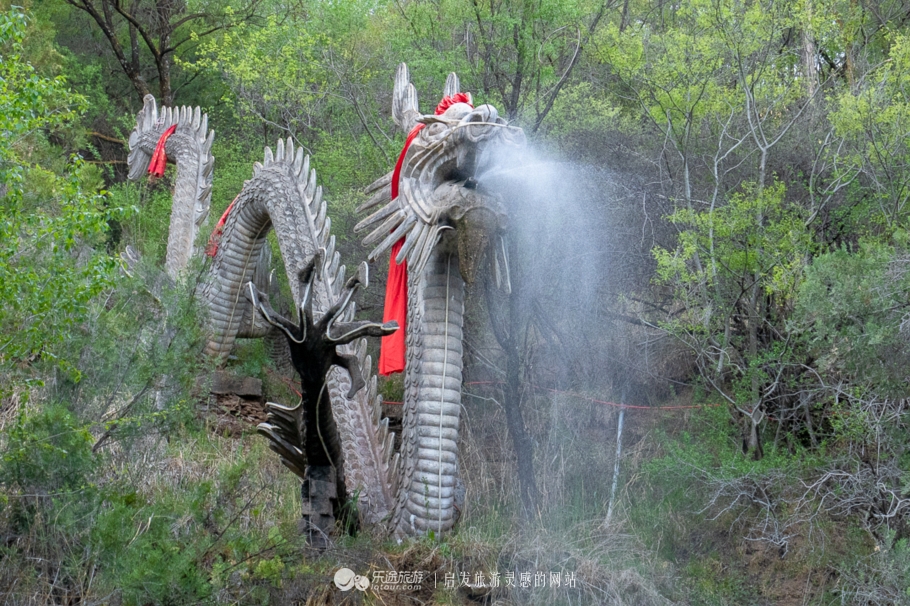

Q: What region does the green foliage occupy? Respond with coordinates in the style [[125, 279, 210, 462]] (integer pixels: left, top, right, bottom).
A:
[[392, 0, 609, 128], [90, 475, 220, 604], [0, 403, 95, 494], [596, 0, 814, 165], [655, 181, 810, 303], [228, 337, 270, 380], [539, 82, 620, 141], [208, 138, 261, 214], [0, 248, 218, 602], [191, 14, 330, 134], [85, 438, 301, 604], [1, 414, 302, 603], [683, 558, 751, 605], [836, 528, 910, 603], [795, 240, 910, 393], [647, 406, 822, 483], [830, 31, 910, 230], [653, 181, 813, 426], [0, 8, 125, 378], [598, 0, 737, 134], [253, 555, 285, 587], [190, 5, 397, 185], [114, 181, 174, 263]]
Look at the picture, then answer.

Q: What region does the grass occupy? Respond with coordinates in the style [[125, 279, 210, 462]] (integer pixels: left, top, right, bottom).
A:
[[0, 408, 308, 604], [5, 352, 900, 606], [0, 263, 899, 605]]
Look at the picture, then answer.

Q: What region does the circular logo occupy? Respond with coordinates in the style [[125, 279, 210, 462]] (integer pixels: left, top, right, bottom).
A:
[[334, 568, 370, 591], [334, 568, 356, 590]]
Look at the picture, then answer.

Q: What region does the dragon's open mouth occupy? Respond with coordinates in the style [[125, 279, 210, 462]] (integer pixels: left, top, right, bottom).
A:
[[421, 106, 523, 286], [416, 103, 523, 197], [355, 102, 522, 290]]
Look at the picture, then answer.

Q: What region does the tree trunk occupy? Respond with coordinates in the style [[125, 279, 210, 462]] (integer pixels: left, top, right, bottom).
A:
[[502, 323, 539, 518], [484, 261, 539, 518]]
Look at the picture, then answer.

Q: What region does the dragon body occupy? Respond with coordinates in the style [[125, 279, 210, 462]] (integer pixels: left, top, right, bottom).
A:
[[127, 105, 396, 526], [126, 64, 524, 539], [355, 66, 524, 535], [128, 98, 214, 279]]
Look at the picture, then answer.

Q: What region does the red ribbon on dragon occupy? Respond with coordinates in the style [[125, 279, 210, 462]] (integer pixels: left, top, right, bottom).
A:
[[147, 122, 236, 258], [204, 197, 238, 257], [147, 124, 177, 178], [379, 92, 473, 376]]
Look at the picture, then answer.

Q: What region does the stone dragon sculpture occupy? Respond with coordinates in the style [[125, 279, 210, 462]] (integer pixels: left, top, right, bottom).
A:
[[125, 64, 524, 539], [353, 65, 524, 536], [126, 95, 280, 350], [245, 257, 396, 545], [127, 101, 214, 279], [127, 107, 400, 530]]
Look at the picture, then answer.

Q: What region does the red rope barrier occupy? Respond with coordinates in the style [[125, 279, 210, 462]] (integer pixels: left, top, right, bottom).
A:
[[259, 370, 720, 413], [534, 386, 722, 411], [381, 380, 722, 412]]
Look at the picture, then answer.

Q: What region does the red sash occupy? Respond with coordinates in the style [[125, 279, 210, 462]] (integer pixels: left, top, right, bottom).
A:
[[379, 93, 472, 375], [204, 197, 238, 257], [147, 124, 177, 178]]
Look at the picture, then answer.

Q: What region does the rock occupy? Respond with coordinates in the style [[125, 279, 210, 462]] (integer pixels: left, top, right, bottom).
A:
[[208, 370, 263, 398]]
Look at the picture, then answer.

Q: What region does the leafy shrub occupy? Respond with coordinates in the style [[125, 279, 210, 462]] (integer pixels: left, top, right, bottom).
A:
[[0, 403, 95, 496], [839, 529, 910, 604], [795, 239, 910, 395], [0, 8, 125, 381]]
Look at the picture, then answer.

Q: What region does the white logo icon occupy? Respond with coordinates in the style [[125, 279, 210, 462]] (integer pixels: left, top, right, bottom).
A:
[[334, 568, 370, 591]]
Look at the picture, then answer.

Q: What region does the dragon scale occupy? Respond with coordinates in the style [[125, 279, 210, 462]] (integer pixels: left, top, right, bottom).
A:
[[199, 140, 397, 523], [393, 248, 465, 534], [127, 63, 523, 539], [128, 96, 214, 279]]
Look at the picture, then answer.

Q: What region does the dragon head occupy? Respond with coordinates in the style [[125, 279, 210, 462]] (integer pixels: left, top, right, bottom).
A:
[[356, 64, 525, 290]]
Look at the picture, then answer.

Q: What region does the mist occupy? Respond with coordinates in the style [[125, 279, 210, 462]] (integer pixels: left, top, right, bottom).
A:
[[475, 141, 673, 401]]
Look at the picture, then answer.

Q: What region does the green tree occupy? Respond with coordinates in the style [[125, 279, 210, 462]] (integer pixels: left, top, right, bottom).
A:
[[60, 0, 268, 105], [392, 0, 612, 129], [0, 7, 123, 380], [829, 32, 910, 233], [795, 238, 910, 395], [596, 0, 827, 457], [653, 181, 812, 457]]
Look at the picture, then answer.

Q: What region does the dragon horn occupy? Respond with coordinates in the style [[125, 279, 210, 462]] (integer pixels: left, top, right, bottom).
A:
[[392, 63, 419, 132], [444, 72, 460, 98]]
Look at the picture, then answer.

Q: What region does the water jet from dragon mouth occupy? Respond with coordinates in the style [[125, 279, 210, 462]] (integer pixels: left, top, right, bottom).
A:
[[482, 145, 612, 313], [455, 138, 679, 544]]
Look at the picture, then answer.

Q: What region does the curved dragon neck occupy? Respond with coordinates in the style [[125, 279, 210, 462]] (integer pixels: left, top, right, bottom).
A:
[[124, 98, 411, 532], [202, 145, 318, 359], [392, 247, 465, 536], [127, 96, 214, 278], [164, 142, 204, 276], [203, 140, 397, 525]]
